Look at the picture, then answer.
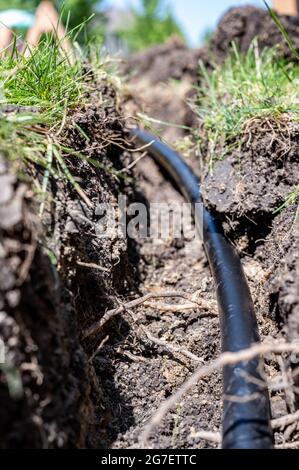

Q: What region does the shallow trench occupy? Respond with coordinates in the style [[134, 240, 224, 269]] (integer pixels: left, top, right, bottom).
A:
[[89, 144, 295, 449], [0, 121, 297, 448], [95, 152, 221, 449], [1, 8, 299, 441]]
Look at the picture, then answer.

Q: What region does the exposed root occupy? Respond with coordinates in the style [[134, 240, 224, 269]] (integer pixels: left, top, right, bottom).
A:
[[277, 356, 296, 414], [143, 300, 217, 314], [189, 429, 221, 444], [77, 260, 110, 273], [117, 350, 149, 363], [272, 410, 299, 430], [242, 114, 295, 159], [88, 335, 110, 363], [140, 341, 299, 446], [142, 328, 204, 364], [83, 291, 213, 340]]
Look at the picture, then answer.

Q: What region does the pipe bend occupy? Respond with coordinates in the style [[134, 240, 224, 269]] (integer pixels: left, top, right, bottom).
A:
[[131, 128, 273, 449]]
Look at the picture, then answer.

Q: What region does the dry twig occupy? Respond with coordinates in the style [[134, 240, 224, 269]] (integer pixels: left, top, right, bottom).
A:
[[143, 329, 203, 363], [83, 292, 210, 340], [140, 341, 299, 446], [272, 410, 299, 430], [89, 335, 110, 363], [189, 429, 221, 444], [77, 260, 110, 273]]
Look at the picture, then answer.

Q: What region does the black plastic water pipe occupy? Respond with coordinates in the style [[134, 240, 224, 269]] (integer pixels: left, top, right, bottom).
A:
[[131, 129, 273, 449]]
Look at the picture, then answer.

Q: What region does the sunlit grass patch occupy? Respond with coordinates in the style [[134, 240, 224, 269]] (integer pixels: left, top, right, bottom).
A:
[[193, 36, 299, 216], [194, 42, 299, 163], [198, 43, 299, 136], [273, 185, 299, 218], [1, 39, 83, 123], [0, 31, 123, 211]]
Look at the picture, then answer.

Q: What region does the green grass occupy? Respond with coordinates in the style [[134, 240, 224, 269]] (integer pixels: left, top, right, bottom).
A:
[[263, 0, 299, 61], [0, 363, 23, 400], [273, 185, 299, 217], [1, 40, 83, 123], [0, 32, 119, 210], [194, 38, 299, 214], [195, 42, 299, 154], [196, 1, 299, 154], [0, 34, 85, 198]]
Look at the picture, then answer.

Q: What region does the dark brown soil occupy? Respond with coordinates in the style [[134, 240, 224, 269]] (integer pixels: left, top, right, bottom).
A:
[[0, 78, 138, 448], [101, 154, 222, 449], [200, 117, 299, 350], [101, 134, 297, 448], [124, 36, 201, 85], [117, 4, 299, 449], [0, 155, 92, 448], [1, 4, 299, 450], [122, 37, 201, 142], [201, 116, 298, 220]]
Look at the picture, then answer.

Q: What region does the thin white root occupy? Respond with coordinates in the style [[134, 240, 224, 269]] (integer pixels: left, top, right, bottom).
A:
[[83, 291, 210, 339], [143, 329, 203, 363], [140, 341, 299, 446], [189, 430, 221, 444], [143, 300, 217, 314], [272, 410, 299, 430], [77, 261, 110, 273]]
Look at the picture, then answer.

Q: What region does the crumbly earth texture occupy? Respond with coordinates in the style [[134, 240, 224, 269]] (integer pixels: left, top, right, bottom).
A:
[[1, 5, 299, 449], [0, 75, 138, 448], [117, 4, 299, 448]]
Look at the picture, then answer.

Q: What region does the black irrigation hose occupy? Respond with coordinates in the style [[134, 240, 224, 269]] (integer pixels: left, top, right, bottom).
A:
[[131, 129, 274, 449]]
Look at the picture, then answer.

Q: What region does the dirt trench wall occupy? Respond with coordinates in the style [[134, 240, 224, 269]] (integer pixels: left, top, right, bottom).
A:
[[0, 83, 137, 448], [0, 156, 91, 448]]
